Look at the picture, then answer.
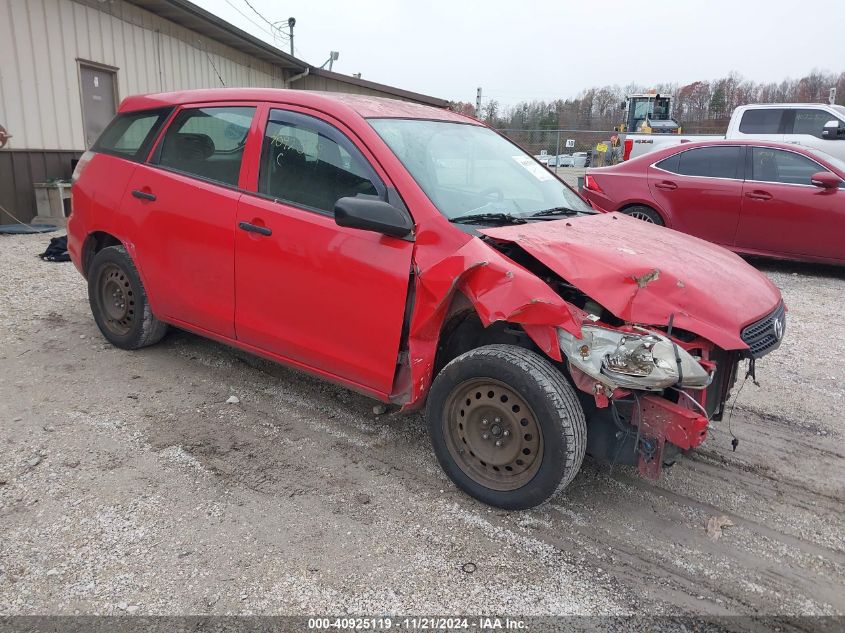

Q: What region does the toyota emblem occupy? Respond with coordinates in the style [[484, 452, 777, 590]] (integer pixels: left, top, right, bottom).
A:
[[772, 316, 784, 341]]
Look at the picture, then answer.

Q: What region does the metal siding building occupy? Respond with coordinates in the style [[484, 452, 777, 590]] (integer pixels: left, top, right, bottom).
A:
[[0, 0, 446, 223]]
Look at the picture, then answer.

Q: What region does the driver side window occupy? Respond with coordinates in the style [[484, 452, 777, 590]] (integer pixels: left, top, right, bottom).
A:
[[750, 148, 827, 185], [258, 109, 381, 214]]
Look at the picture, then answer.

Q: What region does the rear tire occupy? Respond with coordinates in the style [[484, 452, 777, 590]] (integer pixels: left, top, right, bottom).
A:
[[88, 245, 168, 350], [426, 345, 586, 510], [623, 205, 664, 225]]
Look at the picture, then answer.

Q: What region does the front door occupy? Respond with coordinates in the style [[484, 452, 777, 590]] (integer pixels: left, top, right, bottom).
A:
[[123, 104, 258, 338], [79, 64, 118, 148], [235, 107, 414, 396], [736, 146, 842, 261], [783, 108, 845, 157]]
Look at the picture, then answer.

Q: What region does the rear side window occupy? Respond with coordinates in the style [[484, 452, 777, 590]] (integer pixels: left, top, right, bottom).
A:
[[670, 146, 741, 179], [258, 109, 381, 214], [655, 153, 680, 173], [156, 106, 256, 187], [751, 148, 827, 185], [792, 109, 842, 138], [92, 108, 172, 160], [738, 109, 784, 134]]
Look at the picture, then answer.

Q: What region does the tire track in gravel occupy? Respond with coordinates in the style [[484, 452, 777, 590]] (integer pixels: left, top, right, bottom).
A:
[[158, 330, 844, 616]]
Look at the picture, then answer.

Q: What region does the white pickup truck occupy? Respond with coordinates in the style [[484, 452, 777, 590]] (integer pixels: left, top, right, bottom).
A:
[[624, 103, 845, 162]]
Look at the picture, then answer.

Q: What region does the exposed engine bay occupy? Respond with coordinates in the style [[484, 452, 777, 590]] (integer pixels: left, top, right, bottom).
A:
[[484, 236, 743, 474]]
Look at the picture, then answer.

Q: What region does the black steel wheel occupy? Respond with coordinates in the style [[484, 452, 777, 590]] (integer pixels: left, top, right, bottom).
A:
[[443, 378, 543, 491], [427, 345, 586, 510], [88, 245, 168, 349]]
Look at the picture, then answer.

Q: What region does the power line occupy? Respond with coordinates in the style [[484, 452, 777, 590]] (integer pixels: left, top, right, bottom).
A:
[[240, 0, 289, 40], [224, 0, 278, 40]]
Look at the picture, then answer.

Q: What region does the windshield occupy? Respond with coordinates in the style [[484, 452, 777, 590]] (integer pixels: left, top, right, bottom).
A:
[[807, 147, 845, 174], [632, 98, 670, 121], [368, 119, 592, 220]]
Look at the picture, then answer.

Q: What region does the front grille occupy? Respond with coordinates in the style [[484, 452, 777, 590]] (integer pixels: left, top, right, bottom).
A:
[[741, 303, 786, 358]]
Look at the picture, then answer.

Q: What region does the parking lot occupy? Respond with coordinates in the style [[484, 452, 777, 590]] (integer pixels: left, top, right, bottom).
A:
[[1, 232, 843, 616]]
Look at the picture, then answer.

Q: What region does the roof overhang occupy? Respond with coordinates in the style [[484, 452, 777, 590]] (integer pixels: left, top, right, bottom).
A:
[[306, 68, 449, 108], [124, 0, 306, 70], [122, 0, 447, 107]]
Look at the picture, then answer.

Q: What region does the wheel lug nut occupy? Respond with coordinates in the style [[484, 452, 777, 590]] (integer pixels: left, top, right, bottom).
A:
[[481, 418, 488, 426], [503, 430, 510, 437], [482, 433, 489, 440], [495, 440, 502, 447], [494, 417, 501, 423]]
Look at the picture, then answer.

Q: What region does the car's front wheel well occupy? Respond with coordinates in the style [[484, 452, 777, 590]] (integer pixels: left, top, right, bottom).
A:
[[433, 295, 538, 377], [82, 231, 123, 277]]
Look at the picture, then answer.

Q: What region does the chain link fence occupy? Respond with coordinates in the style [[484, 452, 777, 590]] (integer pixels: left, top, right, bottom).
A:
[[495, 128, 623, 173]]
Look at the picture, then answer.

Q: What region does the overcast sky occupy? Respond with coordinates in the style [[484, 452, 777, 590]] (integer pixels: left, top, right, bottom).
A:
[[197, 0, 844, 106]]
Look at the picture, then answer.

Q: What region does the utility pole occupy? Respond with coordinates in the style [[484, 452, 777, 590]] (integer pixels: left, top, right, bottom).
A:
[[831, 87, 837, 106], [288, 17, 296, 56], [476, 87, 482, 119]]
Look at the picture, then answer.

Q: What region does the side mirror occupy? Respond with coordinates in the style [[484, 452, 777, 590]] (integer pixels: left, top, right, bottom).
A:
[[822, 120, 844, 139], [334, 196, 414, 238], [810, 171, 842, 189]]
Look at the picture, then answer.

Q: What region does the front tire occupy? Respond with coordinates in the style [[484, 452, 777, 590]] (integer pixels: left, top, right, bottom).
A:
[[426, 345, 586, 510], [88, 245, 168, 350]]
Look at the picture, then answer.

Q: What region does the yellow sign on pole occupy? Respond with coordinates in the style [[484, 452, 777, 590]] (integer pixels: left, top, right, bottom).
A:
[[596, 142, 608, 153]]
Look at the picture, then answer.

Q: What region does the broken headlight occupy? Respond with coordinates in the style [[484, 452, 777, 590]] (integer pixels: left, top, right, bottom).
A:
[[558, 325, 711, 391]]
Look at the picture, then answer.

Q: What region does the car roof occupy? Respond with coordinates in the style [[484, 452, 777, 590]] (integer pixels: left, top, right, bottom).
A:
[[627, 139, 844, 174], [736, 103, 838, 110], [644, 138, 824, 158], [119, 88, 477, 124]]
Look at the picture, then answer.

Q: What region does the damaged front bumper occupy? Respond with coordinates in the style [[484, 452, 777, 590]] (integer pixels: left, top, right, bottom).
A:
[[557, 322, 746, 479]]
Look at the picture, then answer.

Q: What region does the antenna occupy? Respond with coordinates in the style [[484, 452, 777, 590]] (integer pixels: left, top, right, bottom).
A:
[[320, 51, 340, 71]]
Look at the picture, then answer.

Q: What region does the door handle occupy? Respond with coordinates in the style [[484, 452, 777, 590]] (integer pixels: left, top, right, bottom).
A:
[[131, 189, 156, 201], [654, 181, 677, 190], [745, 191, 772, 201], [238, 221, 272, 236]]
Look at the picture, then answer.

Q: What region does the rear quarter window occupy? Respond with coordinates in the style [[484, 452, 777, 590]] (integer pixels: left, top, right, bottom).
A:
[[92, 108, 172, 160], [655, 153, 680, 173]]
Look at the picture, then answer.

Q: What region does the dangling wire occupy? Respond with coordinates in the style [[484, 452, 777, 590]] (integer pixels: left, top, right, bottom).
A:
[[724, 358, 757, 452]]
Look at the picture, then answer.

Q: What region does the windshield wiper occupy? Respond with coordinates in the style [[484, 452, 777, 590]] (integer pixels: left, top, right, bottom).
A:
[[529, 207, 585, 218], [450, 212, 527, 225]]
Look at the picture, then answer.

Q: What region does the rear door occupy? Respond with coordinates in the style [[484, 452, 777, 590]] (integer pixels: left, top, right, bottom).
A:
[[647, 145, 745, 246], [736, 146, 842, 261], [732, 108, 786, 143], [234, 105, 414, 396], [124, 103, 258, 338]]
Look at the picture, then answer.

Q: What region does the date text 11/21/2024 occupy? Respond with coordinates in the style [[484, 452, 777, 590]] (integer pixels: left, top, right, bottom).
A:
[[307, 617, 527, 630]]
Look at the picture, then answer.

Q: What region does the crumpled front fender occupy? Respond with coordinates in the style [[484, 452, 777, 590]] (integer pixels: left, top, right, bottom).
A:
[[398, 234, 581, 410]]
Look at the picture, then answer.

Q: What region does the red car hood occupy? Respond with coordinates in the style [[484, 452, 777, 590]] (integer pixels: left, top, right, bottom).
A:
[[480, 213, 782, 350]]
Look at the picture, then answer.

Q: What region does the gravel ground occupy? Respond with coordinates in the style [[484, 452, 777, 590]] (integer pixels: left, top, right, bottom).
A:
[[0, 232, 843, 617]]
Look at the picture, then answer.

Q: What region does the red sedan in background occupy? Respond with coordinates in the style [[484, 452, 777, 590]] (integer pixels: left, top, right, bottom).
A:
[[581, 140, 845, 265]]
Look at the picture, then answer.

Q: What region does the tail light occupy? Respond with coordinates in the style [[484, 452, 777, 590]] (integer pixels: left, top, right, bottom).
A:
[[584, 174, 603, 193], [71, 150, 94, 184], [623, 138, 633, 161]]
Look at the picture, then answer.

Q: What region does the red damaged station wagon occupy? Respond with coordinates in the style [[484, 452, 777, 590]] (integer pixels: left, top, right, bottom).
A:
[[69, 89, 786, 509]]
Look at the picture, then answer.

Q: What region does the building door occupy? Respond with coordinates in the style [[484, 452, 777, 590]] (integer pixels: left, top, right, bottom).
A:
[[79, 64, 117, 147]]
